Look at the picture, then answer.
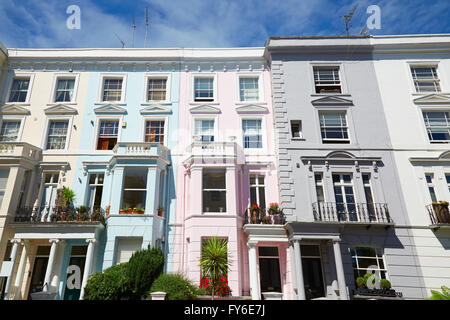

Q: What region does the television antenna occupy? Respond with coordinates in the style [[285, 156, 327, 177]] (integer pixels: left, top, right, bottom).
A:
[[131, 14, 136, 48], [144, 7, 149, 48], [114, 32, 125, 48], [343, 4, 358, 36]]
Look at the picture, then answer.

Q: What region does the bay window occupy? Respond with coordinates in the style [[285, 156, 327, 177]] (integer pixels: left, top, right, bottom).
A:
[[121, 168, 147, 210], [203, 169, 226, 213]]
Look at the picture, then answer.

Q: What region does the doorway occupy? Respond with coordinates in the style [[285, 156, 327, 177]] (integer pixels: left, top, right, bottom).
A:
[[258, 247, 282, 294], [63, 246, 87, 300], [27, 246, 51, 299], [301, 245, 325, 300]]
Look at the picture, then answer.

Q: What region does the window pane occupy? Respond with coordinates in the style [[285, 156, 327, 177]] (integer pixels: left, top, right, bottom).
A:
[[122, 190, 146, 209], [145, 121, 165, 144], [9, 78, 30, 102], [203, 169, 226, 189], [195, 120, 214, 142], [194, 78, 214, 100], [240, 77, 259, 101], [0, 121, 20, 142], [124, 168, 148, 189], [259, 247, 279, 257], [243, 119, 262, 148], [300, 245, 320, 257], [148, 78, 167, 101], [203, 191, 226, 212], [46, 121, 68, 150]]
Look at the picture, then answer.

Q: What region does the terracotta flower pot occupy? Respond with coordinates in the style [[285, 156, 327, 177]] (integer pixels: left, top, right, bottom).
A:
[[251, 210, 259, 224], [433, 204, 450, 223]]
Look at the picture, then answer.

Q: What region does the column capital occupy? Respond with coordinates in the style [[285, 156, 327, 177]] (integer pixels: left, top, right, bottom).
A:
[[49, 239, 60, 244], [331, 237, 341, 243], [86, 238, 96, 244], [10, 238, 22, 244], [247, 241, 258, 249]]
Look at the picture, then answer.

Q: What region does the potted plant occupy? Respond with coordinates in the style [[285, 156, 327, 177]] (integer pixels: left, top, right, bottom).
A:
[[249, 204, 261, 224], [120, 207, 131, 214], [77, 206, 89, 221], [268, 202, 282, 223], [134, 206, 145, 214], [158, 206, 164, 217], [105, 204, 111, 216], [432, 201, 450, 223]]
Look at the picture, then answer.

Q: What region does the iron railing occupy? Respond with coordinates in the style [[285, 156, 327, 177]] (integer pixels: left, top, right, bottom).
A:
[[426, 203, 450, 225], [14, 206, 106, 225], [312, 202, 392, 224], [243, 208, 286, 226]]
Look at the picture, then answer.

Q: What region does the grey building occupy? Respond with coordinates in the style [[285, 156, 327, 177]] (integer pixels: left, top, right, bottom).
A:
[[265, 36, 427, 300]]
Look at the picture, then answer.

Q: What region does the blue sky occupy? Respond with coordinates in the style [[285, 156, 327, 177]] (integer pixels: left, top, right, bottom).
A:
[[0, 0, 449, 48]]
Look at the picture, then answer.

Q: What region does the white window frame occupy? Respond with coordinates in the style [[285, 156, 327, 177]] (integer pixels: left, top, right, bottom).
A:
[[409, 64, 442, 94], [92, 116, 123, 151], [49, 73, 80, 104], [425, 173, 438, 203], [87, 172, 105, 210], [421, 110, 450, 143], [191, 73, 218, 104], [310, 63, 348, 95], [318, 110, 350, 144], [249, 174, 266, 208], [349, 246, 389, 281], [202, 168, 227, 214], [290, 120, 303, 140], [121, 168, 148, 210], [140, 116, 169, 147], [142, 73, 171, 104], [191, 115, 219, 145], [41, 115, 73, 151], [239, 116, 267, 155], [0, 115, 25, 142], [314, 172, 325, 202], [4, 73, 35, 104], [97, 73, 127, 104], [236, 73, 264, 104]]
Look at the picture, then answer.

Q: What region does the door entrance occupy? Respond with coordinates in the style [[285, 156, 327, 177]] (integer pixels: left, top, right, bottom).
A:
[[63, 246, 87, 300], [301, 245, 325, 300], [28, 246, 50, 299], [258, 247, 282, 294]]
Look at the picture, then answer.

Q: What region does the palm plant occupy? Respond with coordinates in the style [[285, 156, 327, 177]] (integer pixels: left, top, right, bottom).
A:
[[199, 237, 230, 300], [425, 286, 450, 300]]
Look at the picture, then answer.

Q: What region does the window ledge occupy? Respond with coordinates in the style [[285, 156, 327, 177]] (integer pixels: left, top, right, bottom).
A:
[[3, 103, 30, 106], [291, 137, 306, 141], [412, 92, 449, 96], [140, 101, 172, 106], [47, 102, 78, 106], [235, 102, 267, 105], [189, 102, 219, 105], [94, 102, 127, 106], [311, 93, 350, 97]]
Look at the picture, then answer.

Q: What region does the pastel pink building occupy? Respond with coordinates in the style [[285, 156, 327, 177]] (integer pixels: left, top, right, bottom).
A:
[[169, 48, 293, 299]]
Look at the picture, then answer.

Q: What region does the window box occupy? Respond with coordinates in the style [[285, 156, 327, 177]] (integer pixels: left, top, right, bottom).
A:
[[119, 209, 132, 215], [353, 288, 402, 298]]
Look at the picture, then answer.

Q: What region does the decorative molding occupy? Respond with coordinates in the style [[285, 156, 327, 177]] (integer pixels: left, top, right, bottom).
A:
[[93, 104, 127, 114], [235, 104, 268, 114], [44, 104, 78, 115], [413, 93, 450, 105], [140, 105, 172, 114], [0, 104, 30, 115], [409, 150, 450, 163], [311, 95, 354, 106], [189, 105, 221, 114]]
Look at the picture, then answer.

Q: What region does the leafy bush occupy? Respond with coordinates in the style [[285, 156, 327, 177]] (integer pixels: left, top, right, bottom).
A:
[[84, 263, 131, 300], [380, 279, 391, 290], [356, 277, 365, 288], [149, 273, 198, 300], [126, 246, 165, 298], [425, 286, 450, 300]]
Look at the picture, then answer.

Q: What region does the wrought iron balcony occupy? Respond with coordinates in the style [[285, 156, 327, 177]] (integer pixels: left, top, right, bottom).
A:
[[243, 208, 286, 226], [14, 206, 106, 225], [312, 202, 393, 225], [426, 202, 450, 225]]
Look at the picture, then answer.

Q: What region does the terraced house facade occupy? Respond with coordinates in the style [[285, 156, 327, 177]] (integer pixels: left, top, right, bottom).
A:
[[0, 34, 448, 300]]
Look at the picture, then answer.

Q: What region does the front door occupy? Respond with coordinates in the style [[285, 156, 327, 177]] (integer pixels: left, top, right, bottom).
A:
[[258, 247, 282, 295], [301, 245, 325, 300], [63, 256, 85, 300], [28, 257, 49, 298]]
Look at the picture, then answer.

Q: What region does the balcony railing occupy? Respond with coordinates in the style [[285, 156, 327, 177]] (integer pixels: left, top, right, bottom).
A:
[[188, 141, 238, 157], [312, 202, 393, 224], [112, 142, 168, 159], [0, 142, 41, 162], [426, 203, 450, 225], [243, 208, 286, 226], [14, 206, 106, 225]]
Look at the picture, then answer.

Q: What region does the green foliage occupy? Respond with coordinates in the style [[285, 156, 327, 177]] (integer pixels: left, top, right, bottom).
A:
[[62, 187, 76, 206], [78, 205, 88, 213], [380, 279, 392, 290], [84, 263, 131, 300], [149, 273, 198, 300], [199, 237, 230, 298], [425, 286, 450, 300], [126, 246, 165, 297], [356, 277, 366, 288]]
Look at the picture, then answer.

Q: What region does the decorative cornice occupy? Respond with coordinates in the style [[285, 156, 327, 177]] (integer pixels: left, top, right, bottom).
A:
[[235, 104, 269, 114], [311, 95, 354, 106], [189, 105, 221, 114], [44, 104, 78, 115], [140, 105, 172, 114], [0, 104, 30, 115], [413, 93, 450, 105], [94, 104, 127, 114]]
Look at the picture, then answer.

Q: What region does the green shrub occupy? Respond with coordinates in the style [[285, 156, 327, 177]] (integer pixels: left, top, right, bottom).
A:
[[126, 246, 164, 298], [425, 286, 450, 300], [380, 279, 392, 290], [149, 273, 198, 300], [356, 277, 366, 288], [84, 263, 131, 300]]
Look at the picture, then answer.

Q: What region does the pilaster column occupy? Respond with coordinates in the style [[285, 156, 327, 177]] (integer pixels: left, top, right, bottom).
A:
[[288, 242, 297, 299], [110, 167, 124, 214], [293, 240, 306, 300], [247, 241, 260, 300], [80, 238, 96, 300], [189, 167, 203, 215], [43, 239, 59, 292], [4, 239, 21, 299], [145, 167, 161, 215], [13, 240, 29, 299], [332, 239, 348, 300]]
